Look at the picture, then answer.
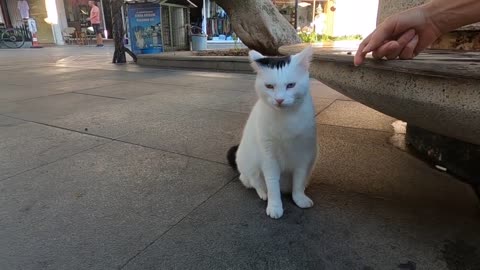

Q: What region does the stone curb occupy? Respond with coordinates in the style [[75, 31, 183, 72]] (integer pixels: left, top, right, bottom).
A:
[[137, 54, 253, 74]]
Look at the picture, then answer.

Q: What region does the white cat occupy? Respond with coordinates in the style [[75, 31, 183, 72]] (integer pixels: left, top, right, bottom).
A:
[[227, 46, 317, 219]]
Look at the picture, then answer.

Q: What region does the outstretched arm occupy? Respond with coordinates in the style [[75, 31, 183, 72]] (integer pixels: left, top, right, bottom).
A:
[[354, 0, 480, 66]]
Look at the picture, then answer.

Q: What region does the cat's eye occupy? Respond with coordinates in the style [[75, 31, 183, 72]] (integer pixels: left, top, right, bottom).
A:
[[265, 84, 275, 89], [286, 83, 296, 89]]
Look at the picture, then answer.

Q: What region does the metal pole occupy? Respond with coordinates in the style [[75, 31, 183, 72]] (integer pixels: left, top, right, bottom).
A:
[[100, 0, 107, 38], [294, 0, 298, 30], [169, 6, 173, 50], [121, 4, 125, 36], [312, 0, 316, 33], [202, 0, 207, 34]]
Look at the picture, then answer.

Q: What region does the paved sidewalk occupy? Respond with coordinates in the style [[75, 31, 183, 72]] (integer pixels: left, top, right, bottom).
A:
[[0, 46, 479, 270]]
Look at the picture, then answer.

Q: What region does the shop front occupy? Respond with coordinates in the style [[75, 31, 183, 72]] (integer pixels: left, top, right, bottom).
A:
[[62, 0, 109, 39], [0, 0, 106, 45], [124, 0, 196, 53], [0, 0, 55, 44]]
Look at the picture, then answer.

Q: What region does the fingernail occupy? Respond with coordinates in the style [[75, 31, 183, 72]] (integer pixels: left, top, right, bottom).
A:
[[412, 35, 419, 43], [408, 35, 419, 51], [406, 29, 416, 37]]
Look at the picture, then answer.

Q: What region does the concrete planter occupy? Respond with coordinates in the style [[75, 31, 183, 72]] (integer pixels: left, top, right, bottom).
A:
[[137, 53, 252, 73], [280, 45, 480, 145], [280, 44, 480, 189]]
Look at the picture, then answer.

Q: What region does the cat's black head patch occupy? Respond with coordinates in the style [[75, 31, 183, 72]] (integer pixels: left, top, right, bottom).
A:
[[255, 56, 291, 70]]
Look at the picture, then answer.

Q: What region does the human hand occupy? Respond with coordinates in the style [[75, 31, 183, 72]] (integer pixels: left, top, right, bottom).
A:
[[354, 5, 443, 66]]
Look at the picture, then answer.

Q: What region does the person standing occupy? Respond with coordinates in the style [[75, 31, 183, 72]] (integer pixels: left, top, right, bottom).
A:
[[17, 0, 30, 19], [87, 0, 103, 47]]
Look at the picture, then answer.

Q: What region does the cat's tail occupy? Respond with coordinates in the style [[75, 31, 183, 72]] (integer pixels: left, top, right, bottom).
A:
[[226, 145, 239, 171]]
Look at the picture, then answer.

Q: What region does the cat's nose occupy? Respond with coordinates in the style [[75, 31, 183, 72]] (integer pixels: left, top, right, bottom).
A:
[[275, 99, 284, 105]]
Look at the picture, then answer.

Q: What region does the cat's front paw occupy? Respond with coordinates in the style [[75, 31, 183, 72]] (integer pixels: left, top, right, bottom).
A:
[[293, 193, 314, 209], [266, 205, 284, 219]]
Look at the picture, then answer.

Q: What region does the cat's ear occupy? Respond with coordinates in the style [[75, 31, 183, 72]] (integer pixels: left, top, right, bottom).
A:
[[292, 46, 313, 71], [249, 50, 264, 73]]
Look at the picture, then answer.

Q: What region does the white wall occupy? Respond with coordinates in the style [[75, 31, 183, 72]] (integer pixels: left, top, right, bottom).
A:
[[56, 0, 68, 32], [52, 0, 67, 44], [0, 5, 4, 23], [333, 0, 378, 38]]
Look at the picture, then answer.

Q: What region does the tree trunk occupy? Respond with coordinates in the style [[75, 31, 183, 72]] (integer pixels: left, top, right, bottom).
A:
[[214, 0, 301, 55], [111, 0, 136, 64]]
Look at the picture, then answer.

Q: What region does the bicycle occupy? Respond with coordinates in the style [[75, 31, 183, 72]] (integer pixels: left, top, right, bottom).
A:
[[0, 23, 26, 48]]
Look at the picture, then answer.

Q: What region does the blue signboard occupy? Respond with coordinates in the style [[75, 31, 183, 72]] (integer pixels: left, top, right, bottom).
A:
[[127, 3, 163, 54]]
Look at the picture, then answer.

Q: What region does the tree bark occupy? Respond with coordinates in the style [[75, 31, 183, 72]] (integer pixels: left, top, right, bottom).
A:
[[111, 0, 137, 64], [214, 0, 301, 56]]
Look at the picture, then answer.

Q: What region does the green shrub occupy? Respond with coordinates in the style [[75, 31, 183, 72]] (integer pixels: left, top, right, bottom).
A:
[[298, 31, 318, 43], [298, 32, 363, 43]]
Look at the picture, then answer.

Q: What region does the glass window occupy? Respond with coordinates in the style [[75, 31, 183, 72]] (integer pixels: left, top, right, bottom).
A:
[[206, 0, 233, 40], [64, 0, 105, 32]]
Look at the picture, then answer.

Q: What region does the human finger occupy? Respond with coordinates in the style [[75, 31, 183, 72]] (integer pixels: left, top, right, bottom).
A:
[[384, 29, 416, 59], [360, 17, 398, 54], [372, 41, 399, 59], [399, 35, 419, 59], [354, 34, 372, 66]]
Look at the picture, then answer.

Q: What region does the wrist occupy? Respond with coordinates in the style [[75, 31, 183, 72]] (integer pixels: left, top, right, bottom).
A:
[[422, 2, 449, 34], [423, 0, 480, 34]]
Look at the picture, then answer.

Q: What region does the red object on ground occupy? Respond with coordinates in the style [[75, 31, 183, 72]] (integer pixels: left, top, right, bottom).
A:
[[31, 32, 42, 48]]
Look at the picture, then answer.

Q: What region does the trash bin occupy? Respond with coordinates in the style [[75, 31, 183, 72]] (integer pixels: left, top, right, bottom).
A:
[[191, 34, 207, 51], [190, 26, 207, 51]]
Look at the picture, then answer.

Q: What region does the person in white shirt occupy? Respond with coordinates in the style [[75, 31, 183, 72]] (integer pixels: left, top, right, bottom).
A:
[[17, 0, 29, 19]]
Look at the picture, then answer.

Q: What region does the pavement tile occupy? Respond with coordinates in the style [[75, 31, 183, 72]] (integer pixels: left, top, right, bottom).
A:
[[75, 81, 179, 99], [124, 181, 480, 270], [0, 79, 122, 103], [0, 122, 108, 180], [48, 96, 195, 138], [0, 115, 25, 127], [317, 100, 396, 132], [0, 141, 236, 270], [313, 124, 478, 209], [119, 108, 247, 163], [142, 73, 221, 86], [1, 93, 125, 122], [310, 79, 352, 100]]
